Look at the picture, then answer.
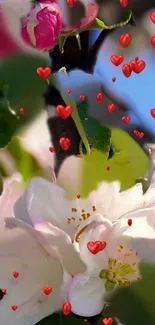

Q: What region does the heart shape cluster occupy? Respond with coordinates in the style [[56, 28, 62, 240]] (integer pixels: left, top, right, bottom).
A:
[[87, 240, 107, 255]]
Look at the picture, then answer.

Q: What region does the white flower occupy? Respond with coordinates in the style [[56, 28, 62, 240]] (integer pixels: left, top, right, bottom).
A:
[[0, 205, 85, 325], [2, 148, 155, 322]]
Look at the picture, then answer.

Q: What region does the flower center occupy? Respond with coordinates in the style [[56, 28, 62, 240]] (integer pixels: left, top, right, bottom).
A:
[[99, 247, 140, 291]]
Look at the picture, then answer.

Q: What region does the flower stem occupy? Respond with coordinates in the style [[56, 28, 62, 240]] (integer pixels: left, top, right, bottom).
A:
[[61, 93, 91, 155]]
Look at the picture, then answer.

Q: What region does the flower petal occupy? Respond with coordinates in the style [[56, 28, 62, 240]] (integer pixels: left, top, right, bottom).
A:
[[68, 273, 106, 317], [18, 177, 91, 239], [0, 216, 64, 325], [89, 182, 143, 221], [0, 174, 22, 218], [34, 221, 86, 276], [116, 208, 155, 262], [75, 214, 114, 276]]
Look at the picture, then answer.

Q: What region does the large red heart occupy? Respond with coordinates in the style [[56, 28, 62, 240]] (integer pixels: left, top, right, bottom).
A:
[[59, 137, 71, 150], [87, 241, 101, 254], [42, 287, 52, 295], [11, 305, 18, 311], [122, 116, 130, 124], [87, 241, 106, 254], [134, 130, 144, 139], [102, 318, 113, 325], [37, 67, 51, 79], [129, 60, 146, 74], [119, 33, 132, 48], [110, 55, 124, 66], [56, 105, 73, 119], [122, 64, 132, 78], [150, 12, 155, 23]]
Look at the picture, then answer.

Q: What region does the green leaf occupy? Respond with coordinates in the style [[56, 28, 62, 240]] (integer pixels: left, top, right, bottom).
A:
[[35, 312, 90, 325], [0, 108, 18, 147], [0, 54, 54, 132], [77, 99, 111, 154], [7, 137, 44, 185], [104, 263, 155, 325], [80, 128, 148, 197]]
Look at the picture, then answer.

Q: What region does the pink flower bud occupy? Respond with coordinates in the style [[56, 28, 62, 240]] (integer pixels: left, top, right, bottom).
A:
[[21, 1, 63, 50]]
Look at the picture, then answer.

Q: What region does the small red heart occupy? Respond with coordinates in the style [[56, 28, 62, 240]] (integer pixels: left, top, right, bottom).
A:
[[37, 67, 51, 79], [1, 289, 7, 294], [66, 0, 76, 8], [122, 64, 132, 78], [87, 241, 101, 255], [62, 302, 72, 315], [120, 0, 128, 7], [151, 36, 155, 48], [49, 146, 55, 152], [150, 12, 155, 23], [150, 108, 155, 118], [67, 89, 72, 94], [134, 130, 144, 139], [96, 92, 104, 103], [12, 271, 19, 279], [112, 77, 116, 82], [42, 287, 52, 295], [110, 55, 124, 66], [11, 305, 18, 311], [107, 104, 115, 113], [129, 60, 146, 74], [100, 241, 107, 250], [20, 108, 24, 114], [102, 318, 113, 325], [56, 105, 73, 119], [119, 33, 132, 48], [80, 95, 86, 101], [122, 116, 130, 124], [59, 137, 71, 151]]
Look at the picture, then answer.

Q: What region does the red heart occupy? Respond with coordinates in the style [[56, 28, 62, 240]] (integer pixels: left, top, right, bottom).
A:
[[107, 104, 115, 113], [49, 146, 55, 152], [151, 36, 155, 48], [87, 241, 101, 255], [150, 108, 155, 118], [134, 130, 144, 139], [56, 105, 73, 119], [102, 318, 113, 325], [37, 67, 51, 79], [62, 302, 72, 315], [119, 33, 132, 48], [122, 64, 132, 78], [12, 271, 19, 278], [1, 289, 7, 294], [110, 55, 124, 66], [66, 0, 76, 8], [80, 95, 86, 101], [129, 60, 146, 74], [59, 137, 71, 151], [120, 0, 128, 7], [100, 241, 107, 250], [96, 92, 104, 103], [122, 116, 130, 124], [11, 305, 18, 311], [112, 77, 116, 82], [150, 12, 155, 23], [42, 287, 52, 295], [20, 108, 24, 114]]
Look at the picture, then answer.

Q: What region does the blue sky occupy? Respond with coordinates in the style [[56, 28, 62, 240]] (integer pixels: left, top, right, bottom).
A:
[[58, 27, 155, 140]]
